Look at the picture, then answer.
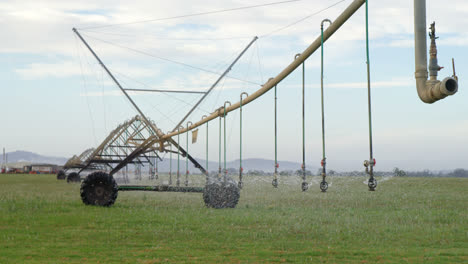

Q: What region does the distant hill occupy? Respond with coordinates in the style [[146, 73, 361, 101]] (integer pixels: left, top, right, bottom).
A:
[[0, 150, 315, 173], [1, 151, 68, 166]]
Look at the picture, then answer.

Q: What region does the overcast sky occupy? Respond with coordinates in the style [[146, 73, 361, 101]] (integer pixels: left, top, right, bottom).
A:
[[1, 0, 467, 171]]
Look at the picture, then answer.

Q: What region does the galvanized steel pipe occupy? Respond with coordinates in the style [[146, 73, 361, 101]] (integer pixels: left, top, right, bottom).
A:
[[414, 0, 458, 103]]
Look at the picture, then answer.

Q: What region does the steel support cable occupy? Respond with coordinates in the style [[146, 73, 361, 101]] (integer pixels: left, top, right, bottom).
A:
[[80, 29, 254, 41], [80, 34, 261, 86], [319, 19, 332, 192], [159, 96, 205, 127], [242, 43, 257, 90], [272, 84, 279, 188], [160, 0, 366, 142], [78, 0, 302, 30], [100, 66, 108, 134], [364, 0, 376, 191], [111, 68, 212, 113], [260, 0, 348, 38], [75, 35, 98, 146], [80, 0, 346, 42], [255, 42, 265, 84], [211, 75, 228, 114]]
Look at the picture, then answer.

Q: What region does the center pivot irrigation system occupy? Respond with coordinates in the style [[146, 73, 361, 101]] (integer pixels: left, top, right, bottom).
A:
[[69, 0, 458, 208]]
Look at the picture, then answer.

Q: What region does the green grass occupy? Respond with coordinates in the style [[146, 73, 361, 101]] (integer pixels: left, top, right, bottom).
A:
[[0, 174, 467, 263]]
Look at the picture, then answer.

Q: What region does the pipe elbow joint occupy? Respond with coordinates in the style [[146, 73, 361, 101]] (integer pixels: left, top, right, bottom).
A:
[[416, 77, 458, 104]]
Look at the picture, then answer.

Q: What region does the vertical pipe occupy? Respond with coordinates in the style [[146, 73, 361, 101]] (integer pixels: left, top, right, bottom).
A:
[[169, 141, 172, 185], [223, 101, 231, 183], [302, 61, 305, 182], [155, 156, 158, 179], [300, 57, 308, 192], [186, 121, 192, 186], [320, 22, 327, 163], [273, 85, 278, 188], [414, 0, 428, 82], [202, 115, 208, 183], [218, 117, 221, 179], [186, 129, 189, 186], [320, 19, 331, 192], [177, 127, 181, 186], [239, 93, 248, 189], [365, 0, 376, 190]]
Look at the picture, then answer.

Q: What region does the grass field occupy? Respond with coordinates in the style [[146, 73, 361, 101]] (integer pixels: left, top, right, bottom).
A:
[[0, 173, 466, 263]]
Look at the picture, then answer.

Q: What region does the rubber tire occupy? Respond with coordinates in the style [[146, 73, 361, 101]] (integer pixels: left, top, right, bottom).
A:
[[56, 170, 66, 180], [67, 172, 80, 183], [203, 177, 240, 209], [80, 171, 118, 207]]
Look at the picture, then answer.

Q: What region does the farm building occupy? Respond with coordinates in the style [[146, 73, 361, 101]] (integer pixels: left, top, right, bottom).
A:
[[23, 164, 62, 174]]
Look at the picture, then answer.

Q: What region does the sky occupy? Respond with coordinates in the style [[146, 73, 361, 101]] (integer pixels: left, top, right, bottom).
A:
[[1, 0, 467, 171]]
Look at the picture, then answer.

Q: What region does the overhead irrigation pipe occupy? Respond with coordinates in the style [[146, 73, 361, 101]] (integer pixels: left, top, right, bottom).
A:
[[319, 18, 332, 193], [161, 0, 367, 141], [414, 0, 458, 103]]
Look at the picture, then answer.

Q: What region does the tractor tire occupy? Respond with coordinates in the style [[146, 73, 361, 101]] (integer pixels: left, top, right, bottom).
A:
[[80, 171, 118, 207], [203, 177, 240, 209], [56, 170, 66, 180], [67, 172, 80, 183]]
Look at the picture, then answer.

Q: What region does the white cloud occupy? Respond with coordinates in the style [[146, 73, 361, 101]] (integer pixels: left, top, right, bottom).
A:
[[15, 61, 84, 79], [14, 60, 160, 80]]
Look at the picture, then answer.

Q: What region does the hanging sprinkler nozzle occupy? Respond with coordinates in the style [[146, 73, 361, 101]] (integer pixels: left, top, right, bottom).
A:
[[320, 18, 332, 193], [223, 101, 231, 183], [239, 93, 248, 189], [185, 121, 193, 187], [176, 126, 184, 187], [363, 158, 377, 191]]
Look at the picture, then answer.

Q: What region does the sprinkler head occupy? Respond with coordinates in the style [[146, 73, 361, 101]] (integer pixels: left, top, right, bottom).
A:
[[272, 178, 278, 188], [320, 181, 328, 192], [368, 178, 377, 191]]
